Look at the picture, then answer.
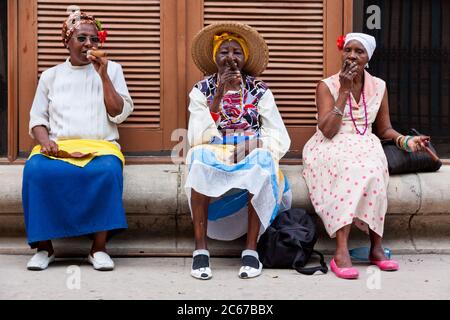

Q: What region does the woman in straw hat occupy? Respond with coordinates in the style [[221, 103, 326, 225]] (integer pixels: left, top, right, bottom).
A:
[[22, 11, 133, 271], [303, 33, 429, 279], [185, 22, 291, 280]]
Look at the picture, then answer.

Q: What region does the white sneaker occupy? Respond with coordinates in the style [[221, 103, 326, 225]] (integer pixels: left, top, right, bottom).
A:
[[238, 250, 262, 279], [88, 251, 114, 271], [191, 249, 212, 280], [27, 251, 55, 271]]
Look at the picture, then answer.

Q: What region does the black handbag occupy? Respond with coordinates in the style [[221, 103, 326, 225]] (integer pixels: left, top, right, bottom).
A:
[[381, 128, 442, 175], [257, 208, 328, 275]]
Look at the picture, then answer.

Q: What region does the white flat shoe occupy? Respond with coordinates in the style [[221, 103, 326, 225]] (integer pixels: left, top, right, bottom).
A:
[[191, 249, 212, 280], [27, 251, 55, 271], [238, 250, 262, 279], [88, 251, 114, 271]]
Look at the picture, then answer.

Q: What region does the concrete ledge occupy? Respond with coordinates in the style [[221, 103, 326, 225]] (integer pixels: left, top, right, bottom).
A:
[[1, 164, 449, 215], [1, 164, 449, 255]]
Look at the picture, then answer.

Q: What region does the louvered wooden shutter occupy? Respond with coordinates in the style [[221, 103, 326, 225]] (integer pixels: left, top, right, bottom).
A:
[[204, 0, 324, 130], [37, 0, 161, 128]]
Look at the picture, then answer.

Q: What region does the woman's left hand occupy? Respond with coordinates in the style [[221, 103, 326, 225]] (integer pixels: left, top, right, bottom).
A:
[[230, 138, 262, 163], [407, 135, 430, 152], [88, 55, 108, 78]]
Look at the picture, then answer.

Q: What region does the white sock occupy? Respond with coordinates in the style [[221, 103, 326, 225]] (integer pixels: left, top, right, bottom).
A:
[[242, 249, 259, 260], [193, 249, 210, 257]]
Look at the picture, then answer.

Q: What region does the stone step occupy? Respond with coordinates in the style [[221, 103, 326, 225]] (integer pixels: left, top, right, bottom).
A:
[[1, 165, 449, 257], [2, 232, 450, 258], [2, 213, 449, 256], [2, 165, 450, 215]]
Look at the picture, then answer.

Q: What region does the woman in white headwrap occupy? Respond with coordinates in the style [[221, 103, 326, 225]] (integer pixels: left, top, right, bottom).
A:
[[302, 33, 429, 279]]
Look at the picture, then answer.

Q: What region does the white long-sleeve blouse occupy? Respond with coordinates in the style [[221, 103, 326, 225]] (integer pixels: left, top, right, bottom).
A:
[[29, 58, 134, 147]]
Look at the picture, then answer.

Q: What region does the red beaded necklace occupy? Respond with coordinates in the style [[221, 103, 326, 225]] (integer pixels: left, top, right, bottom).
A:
[[348, 90, 368, 135]]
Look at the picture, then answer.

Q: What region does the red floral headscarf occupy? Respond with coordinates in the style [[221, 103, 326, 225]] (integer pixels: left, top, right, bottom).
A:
[[61, 11, 97, 47]]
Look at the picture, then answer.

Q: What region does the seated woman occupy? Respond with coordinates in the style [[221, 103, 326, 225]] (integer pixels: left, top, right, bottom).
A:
[[185, 22, 291, 280], [303, 33, 429, 279], [23, 12, 133, 271]]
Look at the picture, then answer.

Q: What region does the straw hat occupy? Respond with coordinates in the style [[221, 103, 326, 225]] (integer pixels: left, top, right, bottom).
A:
[[191, 22, 269, 76]]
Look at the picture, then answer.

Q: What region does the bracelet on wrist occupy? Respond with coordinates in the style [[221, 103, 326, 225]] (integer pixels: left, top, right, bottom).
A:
[[331, 106, 344, 117], [403, 135, 413, 152], [395, 135, 403, 149]]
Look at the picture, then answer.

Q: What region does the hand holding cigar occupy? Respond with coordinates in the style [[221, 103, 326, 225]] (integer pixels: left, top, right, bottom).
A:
[[421, 140, 440, 162], [87, 49, 107, 58], [87, 49, 108, 76]]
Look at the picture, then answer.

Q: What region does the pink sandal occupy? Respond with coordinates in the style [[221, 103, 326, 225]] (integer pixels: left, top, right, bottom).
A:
[[370, 259, 399, 271], [330, 258, 359, 279]]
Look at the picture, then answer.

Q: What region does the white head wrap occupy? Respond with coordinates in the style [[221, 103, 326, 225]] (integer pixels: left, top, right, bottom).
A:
[[344, 33, 376, 68]]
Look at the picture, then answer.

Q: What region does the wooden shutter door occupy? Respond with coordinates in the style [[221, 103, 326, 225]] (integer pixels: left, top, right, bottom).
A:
[[19, 0, 180, 154], [200, 0, 346, 155], [18, 0, 348, 157]]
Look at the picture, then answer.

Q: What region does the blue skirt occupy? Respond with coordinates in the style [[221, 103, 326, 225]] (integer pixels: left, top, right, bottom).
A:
[[22, 155, 128, 248]]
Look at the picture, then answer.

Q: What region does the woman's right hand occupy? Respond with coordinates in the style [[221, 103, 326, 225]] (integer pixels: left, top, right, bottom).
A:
[[339, 60, 358, 93], [218, 57, 242, 91], [210, 58, 242, 113], [31, 126, 59, 156], [40, 139, 59, 156], [229, 138, 261, 163]]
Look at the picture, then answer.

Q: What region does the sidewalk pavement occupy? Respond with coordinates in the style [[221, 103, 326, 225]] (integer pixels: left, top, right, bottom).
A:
[[1, 254, 449, 300]]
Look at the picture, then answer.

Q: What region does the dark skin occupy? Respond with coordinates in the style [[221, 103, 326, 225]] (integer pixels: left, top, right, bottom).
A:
[[191, 40, 262, 251], [316, 40, 430, 268], [191, 190, 260, 251], [33, 23, 124, 257]]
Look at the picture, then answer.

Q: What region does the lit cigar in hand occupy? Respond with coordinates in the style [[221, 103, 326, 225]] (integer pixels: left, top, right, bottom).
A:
[[87, 49, 107, 58], [422, 141, 440, 162]]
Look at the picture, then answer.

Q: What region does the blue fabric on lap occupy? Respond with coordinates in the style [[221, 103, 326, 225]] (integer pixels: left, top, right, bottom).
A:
[[190, 148, 281, 222], [22, 155, 127, 248]]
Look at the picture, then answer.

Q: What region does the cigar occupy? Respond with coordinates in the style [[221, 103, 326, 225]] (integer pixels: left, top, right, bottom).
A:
[[87, 49, 107, 58], [423, 145, 440, 162], [56, 149, 95, 159]]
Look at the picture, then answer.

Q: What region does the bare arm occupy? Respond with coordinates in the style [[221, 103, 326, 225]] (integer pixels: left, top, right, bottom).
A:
[[210, 57, 241, 113], [316, 81, 349, 139], [89, 55, 124, 117], [317, 60, 358, 139], [100, 71, 124, 117], [373, 88, 401, 140], [31, 126, 58, 156], [374, 88, 430, 152], [210, 85, 225, 114]]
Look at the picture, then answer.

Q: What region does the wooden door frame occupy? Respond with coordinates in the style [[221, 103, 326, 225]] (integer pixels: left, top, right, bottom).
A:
[[119, 0, 179, 153], [185, 0, 204, 109], [324, 0, 354, 77], [4, 0, 18, 163], [287, 0, 353, 156], [16, 0, 37, 158]]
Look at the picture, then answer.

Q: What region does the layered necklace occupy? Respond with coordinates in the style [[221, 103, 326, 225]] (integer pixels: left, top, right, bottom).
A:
[[348, 83, 368, 135], [218, 81, 246, 124]]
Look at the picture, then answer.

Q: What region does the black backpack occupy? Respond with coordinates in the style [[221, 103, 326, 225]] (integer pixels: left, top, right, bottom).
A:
[[257, 208, 328, 275]]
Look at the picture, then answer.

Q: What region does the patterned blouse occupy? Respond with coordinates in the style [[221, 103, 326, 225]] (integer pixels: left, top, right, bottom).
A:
[[195, 74, 268, 136]]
